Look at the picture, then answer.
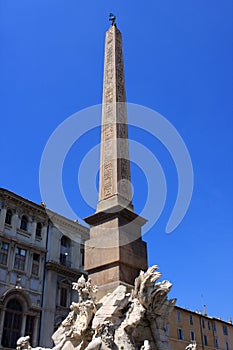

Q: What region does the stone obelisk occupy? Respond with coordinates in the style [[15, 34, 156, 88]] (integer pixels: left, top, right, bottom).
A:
[[84, 18, 148, 295]]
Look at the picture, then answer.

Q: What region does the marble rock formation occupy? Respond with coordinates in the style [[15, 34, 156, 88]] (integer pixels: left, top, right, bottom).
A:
[[52, 265, 175, 350], [17, 266, 175, 350]]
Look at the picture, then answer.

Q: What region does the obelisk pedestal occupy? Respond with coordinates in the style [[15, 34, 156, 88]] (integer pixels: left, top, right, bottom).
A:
[[85, 208, 148, 296]]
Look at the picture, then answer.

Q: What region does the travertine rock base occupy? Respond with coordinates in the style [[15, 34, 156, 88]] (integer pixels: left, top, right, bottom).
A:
[[16, 266, 175, 350], [51, 266, 176, 350]]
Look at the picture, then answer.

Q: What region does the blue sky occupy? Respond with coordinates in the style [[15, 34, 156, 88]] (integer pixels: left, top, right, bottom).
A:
[[1, 1, 232, 321]]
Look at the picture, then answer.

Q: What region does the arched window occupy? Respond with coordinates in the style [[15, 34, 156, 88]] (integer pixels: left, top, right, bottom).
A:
[[2, 299, 22, 348], [5, 209, 12, 225], [20, 215, 28, 231], [36, 222, 42, 237]]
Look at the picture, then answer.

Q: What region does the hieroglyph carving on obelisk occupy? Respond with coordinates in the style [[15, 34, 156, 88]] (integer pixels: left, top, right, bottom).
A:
[[98, 24, 132, 211]]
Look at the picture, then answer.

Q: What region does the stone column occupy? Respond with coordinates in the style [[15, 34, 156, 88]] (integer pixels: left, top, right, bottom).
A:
[[31, 220, 37, 240], [12, 211, 19, 232], [41, 225, 47, 245], [32, 316, 40, 347], [39, 254, 45, 288], [21, 313, 27, 336], [27, 217, 33, 236], [0, 207, 7, 231], [40, 269, 57, 347], [7, 241, 16, 274], [0, 308, 5, 344], [25, 249, 32, 289]]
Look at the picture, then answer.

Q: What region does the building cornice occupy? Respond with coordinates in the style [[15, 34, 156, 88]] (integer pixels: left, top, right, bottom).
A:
[[174, 305, 233, 325], [47, 209, 89, 239], [46, 260, 86, 279], [0, 231, 47, 253], [0, 188, 48, 218], [0, 188, 89, 239]]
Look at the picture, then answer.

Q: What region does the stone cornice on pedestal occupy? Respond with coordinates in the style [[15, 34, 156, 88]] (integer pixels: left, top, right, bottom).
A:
[[84, 205, 147, 227]]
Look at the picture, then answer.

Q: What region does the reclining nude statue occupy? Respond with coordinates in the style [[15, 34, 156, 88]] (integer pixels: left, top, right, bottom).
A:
[[17, 266, 176, 350], [16, 335, 67, 350]]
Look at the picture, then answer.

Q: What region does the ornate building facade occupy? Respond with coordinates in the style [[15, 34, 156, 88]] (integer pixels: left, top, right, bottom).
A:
[[0, 188, 89, 348]]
